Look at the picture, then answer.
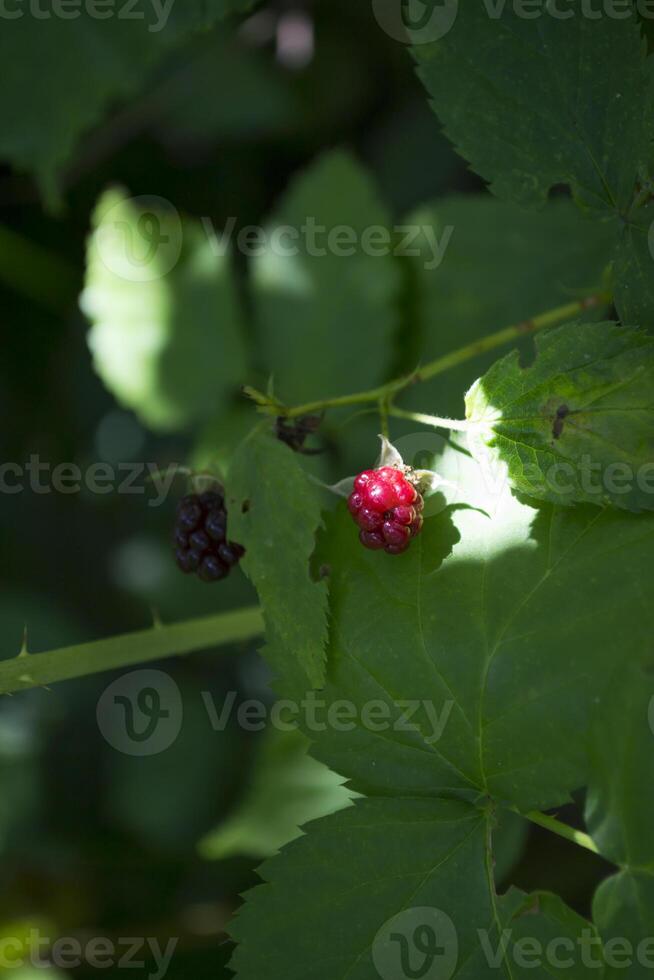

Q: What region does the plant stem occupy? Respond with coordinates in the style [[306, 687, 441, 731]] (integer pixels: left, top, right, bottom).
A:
[[389, 406, 471, 432], [278, 292, 609, 420], [415, 294, 606, 385], [0, 606, 264, 695], [521, 809, 600, 856]]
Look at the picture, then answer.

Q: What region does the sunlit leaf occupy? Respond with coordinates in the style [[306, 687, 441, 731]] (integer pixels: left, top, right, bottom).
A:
[[82, 188, 248, 431], [465, 321, 654, 511]]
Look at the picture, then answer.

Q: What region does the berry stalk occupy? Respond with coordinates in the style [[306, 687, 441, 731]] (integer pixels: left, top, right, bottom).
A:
[[247, 291, 610, 422]]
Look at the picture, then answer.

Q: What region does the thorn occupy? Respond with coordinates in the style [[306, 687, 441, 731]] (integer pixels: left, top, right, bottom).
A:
[[18, 625, 29, 658], [150, 606, 163, 630]]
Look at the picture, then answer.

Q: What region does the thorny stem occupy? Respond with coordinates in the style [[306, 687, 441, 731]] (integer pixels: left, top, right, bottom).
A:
[[0, 607, 264, 695], [248, 292, 610, 424]]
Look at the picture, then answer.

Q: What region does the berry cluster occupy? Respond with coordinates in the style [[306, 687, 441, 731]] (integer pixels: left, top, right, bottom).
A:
[[174, 489, 244, 583], [348, 466, 424, 555]]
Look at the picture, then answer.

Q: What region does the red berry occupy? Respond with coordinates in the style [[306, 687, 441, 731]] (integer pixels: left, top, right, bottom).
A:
[[386, 539, 410, 555], [382, 520, 410, 547], [365, 480, 397, 512], [393, 505, 415, 526], [394, 480, 417, 506], [348, 465, 425, 555], [359, 530, 385, 550], [354, 470, 375, 492], [357, 506, 384, 531], [348, 492, 363, 515], [409, 515, 424, 538]]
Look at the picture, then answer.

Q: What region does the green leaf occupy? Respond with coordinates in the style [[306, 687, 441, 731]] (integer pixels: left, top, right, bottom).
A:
[[465, 320, 654, 511], [413, 3, 654, 215], [310, 447, 654, 811], [500, 890, 605, 978], [0, 2, 257, 204], [251, 150, 401, 403], [82, 188, 248, 432], [153, 30, 297, 145], [226, 428, 328, 690], [230, 797, 503, 979], [586, 663, 654, 868], [613, 202, 654, 332], [402, 196, 614, 419], [199, 729, 356, 860], [493, 810, 529, 887], [229, 799, 603, 978], [592, 872, 654, 979], [586, 665, 654, 976]]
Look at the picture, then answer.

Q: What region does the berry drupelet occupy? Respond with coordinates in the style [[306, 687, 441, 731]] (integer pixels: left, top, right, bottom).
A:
[[174, 489, 245, 583], [348, 466, 424, 555]]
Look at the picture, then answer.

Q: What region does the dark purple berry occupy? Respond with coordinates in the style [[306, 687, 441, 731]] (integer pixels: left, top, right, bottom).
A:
[[199, 489, 223, 508], [178, 502, 202, 530], [189, 530, 211, 554], [176, 548, 202, 573], [173, 527, 189, 549], [205, 509, 227, 542], [198, 555, 228, 582], [172, 488, 244, 584], [218, 543, 240, 566]]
